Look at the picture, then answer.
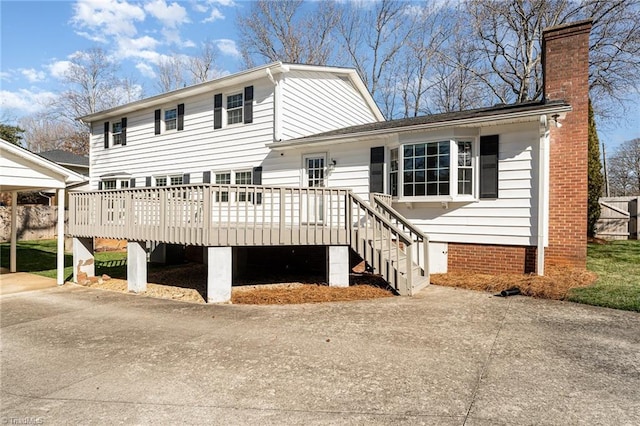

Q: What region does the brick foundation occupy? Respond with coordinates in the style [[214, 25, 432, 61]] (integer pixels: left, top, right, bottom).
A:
[[448, 243, 537, 274], [542, 20, 591, 269]]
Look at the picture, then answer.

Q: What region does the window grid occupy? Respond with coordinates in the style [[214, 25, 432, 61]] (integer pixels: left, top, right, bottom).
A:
[[216, 172, 231, 202], [389, 148, 398, 197], [235, 171, 253, 202], [457, 141, 473, 195], [227, 93, 243, 125], [165, 108, 177, 131], [112, 122, 122, 145], [403, 142, 450, 197], [306, 157, 325, 187], [170, 176, 183, 186], [102, 180, 117, 190], [155, 177, 167, 187]]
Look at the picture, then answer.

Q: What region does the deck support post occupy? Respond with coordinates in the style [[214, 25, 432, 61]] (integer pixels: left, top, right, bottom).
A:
[[127, 241, 147, 293], [207, 247, 232, 303], [73, 237, 95, 283], [327, 246, 349, 287]]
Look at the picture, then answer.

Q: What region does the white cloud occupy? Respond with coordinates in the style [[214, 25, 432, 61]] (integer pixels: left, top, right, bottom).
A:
[[136, 62, 156, 78], [0, 89, 57, 114], [0, 71, 13, 81], [192, 2, 208, 13], [21, 68, 46, 83], [48, 60, 72, 79], [202, 7, 224, 23], [215, 39, 240, 57], [210, 0, 235, 6], [120, 35, 160, 52], [144, 0, 190, 28], [71, 0, 145, 39]]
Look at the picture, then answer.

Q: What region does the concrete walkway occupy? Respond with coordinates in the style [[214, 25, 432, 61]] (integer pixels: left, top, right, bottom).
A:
[[0, 271, 58, 295], [1, 284, 638, 425]]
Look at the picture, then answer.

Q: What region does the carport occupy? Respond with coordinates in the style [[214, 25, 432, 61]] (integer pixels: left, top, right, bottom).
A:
[[0, 138, 87, 284]]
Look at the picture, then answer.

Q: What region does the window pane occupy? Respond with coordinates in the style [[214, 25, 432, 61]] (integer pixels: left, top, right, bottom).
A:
[[156, 177, 167, 187], [402, 141, 450, 197], [216, 173, 231, 184], [457, 141, 473, 195], [170, 176, 183, 186], [227, 94, 243, 109]]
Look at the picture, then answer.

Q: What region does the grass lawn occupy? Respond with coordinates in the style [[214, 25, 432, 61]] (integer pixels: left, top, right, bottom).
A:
[[0, 239, 126, 281], [568, 240, 640, 312]]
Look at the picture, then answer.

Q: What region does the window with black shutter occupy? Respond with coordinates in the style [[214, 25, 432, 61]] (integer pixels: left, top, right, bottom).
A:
[[370, 147, 384, 194], [213, 94, 222, 129]]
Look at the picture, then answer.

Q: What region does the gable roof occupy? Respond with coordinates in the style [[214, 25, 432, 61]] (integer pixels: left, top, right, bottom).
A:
[[268, 100, 572, 149], [38, 150, 89, 168], [0, 139, 87, 192], [78, 62, 384, 123]]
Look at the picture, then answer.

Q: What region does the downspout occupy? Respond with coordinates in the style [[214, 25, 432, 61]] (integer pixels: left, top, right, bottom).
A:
[[266, 68, 283, 142], [537, 115, 550, 275]]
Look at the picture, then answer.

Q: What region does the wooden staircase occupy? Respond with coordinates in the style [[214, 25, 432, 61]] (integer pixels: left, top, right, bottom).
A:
[[348, 193, 430, 296]]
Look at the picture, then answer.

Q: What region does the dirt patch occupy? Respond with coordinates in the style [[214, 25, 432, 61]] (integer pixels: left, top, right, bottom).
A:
[[430, 266, 598, 300], [77, 263, 394, 304]]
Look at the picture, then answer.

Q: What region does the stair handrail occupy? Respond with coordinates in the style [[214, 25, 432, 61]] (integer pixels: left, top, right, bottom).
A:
[[370, 193, 429, 278]]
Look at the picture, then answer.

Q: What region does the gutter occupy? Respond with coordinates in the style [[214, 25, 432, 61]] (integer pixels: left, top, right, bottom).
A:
[[268, 104, 572, 150]]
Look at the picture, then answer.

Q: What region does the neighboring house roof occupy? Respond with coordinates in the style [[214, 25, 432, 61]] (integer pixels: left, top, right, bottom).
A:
[[0, 139, 87, 192], [39, 150, 89, 168], [78, 62, 385, 123], [269, 100, 572, 149]]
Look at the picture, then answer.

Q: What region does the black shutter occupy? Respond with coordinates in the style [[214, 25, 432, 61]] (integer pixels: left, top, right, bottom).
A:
[[130, 178, 136, 188], [213, 94, 222, 129], [98, 181, 103, 190], [203, 171, 211, 184], [154, 109, 161, 135], [183, 173, 190, 184], [244, 86, 254, 124], [253, 166, 262, 204], [177, 103, 184, 131], [370, 147, 385, 194], [104, 122, 109, 149], [480, 135, 499, 199], [146, 176, 152, 187], [121, 117, 127, 146]]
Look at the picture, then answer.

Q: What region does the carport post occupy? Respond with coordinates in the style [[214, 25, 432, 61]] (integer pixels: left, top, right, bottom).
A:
[[57, 188, 65, 285], [207, 247, 232, 303], [10, 191, 17, 273], [127, 241, 147, 293]]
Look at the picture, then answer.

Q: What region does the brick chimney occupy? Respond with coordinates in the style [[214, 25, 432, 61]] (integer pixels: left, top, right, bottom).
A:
[[542, 20, 592, 268]]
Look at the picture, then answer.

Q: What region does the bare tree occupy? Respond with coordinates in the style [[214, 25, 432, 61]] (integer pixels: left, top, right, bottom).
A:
[[464, 0, 640, 114], [19, 113, 89, 155], [337, 0, 415, 103], [607, 138, 640, 196], [47, 47, 142, 153], [187, 41, 222, 85], [237, 0, 341, 67], [156, 53, 187, 93]]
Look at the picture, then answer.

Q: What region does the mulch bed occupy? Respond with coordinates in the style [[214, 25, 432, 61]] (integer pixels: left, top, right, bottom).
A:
[[430, 266, 598, 300], [78, 262, 598, 304]]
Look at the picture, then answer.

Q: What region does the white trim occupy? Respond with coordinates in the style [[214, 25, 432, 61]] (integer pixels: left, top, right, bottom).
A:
[[78, 62, 382, 124], [268, 106, 572, 150], [537, 115, 549, 275]]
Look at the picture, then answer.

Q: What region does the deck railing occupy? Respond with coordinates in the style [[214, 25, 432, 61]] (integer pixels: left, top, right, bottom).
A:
[[69, 185, 428, 295], [69, 184, 351, 246]]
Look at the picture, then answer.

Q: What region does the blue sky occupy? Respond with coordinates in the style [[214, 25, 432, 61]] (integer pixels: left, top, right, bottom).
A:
[[1, 0, 638, 151]]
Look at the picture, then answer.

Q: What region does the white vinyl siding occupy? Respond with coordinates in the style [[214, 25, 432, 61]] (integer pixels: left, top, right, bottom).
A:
[[263, 122, 540, 246], [90, 78, 274, 190], [280, 71, 379, 140]]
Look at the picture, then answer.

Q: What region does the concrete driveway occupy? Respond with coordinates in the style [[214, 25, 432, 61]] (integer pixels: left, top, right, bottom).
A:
[[1, 284, 639, 425]]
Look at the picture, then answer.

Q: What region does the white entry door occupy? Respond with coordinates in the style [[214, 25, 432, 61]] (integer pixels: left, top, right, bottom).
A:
[[303, 155, 326, 223]]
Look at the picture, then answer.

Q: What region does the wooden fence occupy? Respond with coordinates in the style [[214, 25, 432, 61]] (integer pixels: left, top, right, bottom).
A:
[[595, 196, 639, 240]]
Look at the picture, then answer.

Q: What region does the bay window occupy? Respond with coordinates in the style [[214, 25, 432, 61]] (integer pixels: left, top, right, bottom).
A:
[[390, 138, 480, 200]]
